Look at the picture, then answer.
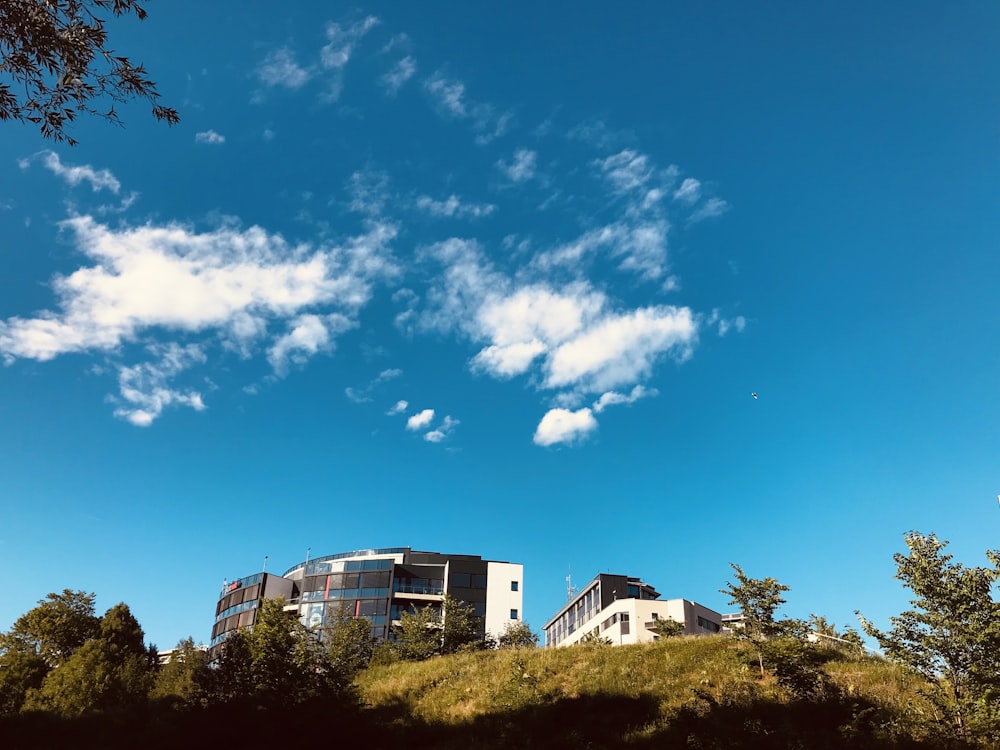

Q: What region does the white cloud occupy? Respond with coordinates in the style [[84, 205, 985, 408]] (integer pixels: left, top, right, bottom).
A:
[[35, 151, 121, 193], [195, 130, 225, 145], [533, 407, 597, 446], [592, 384, 657, 413], [424, 415, 458, 442], [673, 177, 701, 204], [471, 340, 547, 378], [257, 47, 312, 89], [382, 56, 417, 94], [415, 194, 495, 219], [0, 215, 398, 419], [406, 408, 435, 430], [497, 149, 537, 182], [386, 399, 408, 415], [425, 74, 467, 117], [268, 314, 351, 374], [112, 342, 207, 426], [545, 305, 695, 392], [595, 149, 650, 193], [321, 16, 379, 69], [688, 197, 730, 224]]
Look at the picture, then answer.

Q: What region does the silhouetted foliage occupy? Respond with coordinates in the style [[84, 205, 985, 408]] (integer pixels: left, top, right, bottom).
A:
[[0, 0, 179, 145]]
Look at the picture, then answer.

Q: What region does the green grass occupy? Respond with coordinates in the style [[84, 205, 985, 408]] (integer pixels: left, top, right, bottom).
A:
[[354, 637, 950, 749]]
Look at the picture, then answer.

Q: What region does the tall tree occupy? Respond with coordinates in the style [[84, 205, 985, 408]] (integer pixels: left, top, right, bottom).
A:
[[721, 563, 799, 677], [858, 532, 1000, 740], [150, 637, 209, 705], [0, 0, 179, 145], [392, 603, 441, 662], [1, 589, 99, 667], [324, 604, 374, 677], [208, 597, 342, 708], [24, 602, 156, 716]]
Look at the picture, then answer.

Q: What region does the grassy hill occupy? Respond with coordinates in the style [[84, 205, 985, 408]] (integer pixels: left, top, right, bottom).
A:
[[353, 636, 944, 749], [1, 636, 956, 749]]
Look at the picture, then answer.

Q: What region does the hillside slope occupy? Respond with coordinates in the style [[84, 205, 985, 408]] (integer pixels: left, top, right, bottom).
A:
[[354, 637, 944, 749]]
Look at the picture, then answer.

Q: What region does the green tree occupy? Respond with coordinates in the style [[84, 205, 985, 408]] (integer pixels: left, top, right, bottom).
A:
[[150, 637, 209, 705], [208, 597, 342, 708], [0, 0, 179, 144], [24, 602, 156, 716], [392, 603, 441, 662], [324, 604, 374, 677], [578, 630, 613, 646], [721, 563, 801, 677], [496, 621, 538, 649], [0, 650, 47, 715], [441, 595, 483, 654], [1, 589, 99, 667], [652, 617, 686, 639], [858, 532, 1000, 741]]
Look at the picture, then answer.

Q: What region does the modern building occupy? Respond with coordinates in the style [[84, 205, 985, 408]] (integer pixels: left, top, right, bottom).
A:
[[210, 547, 522, 659], [542, 573, 722, 648]]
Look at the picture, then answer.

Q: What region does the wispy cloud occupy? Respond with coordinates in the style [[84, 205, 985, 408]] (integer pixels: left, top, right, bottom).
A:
[[533, 407, 597, 446], [424, 415, 459, 443], [592, 384, 657, 413], [386, 399, 408, 415], [415, 194, 496, 219], [27, 151, 121, 193], [688, 197, 729, 224], [425, 73, 467, 117], [673, 177, 701, 204], [112, 343, 207, 426], [595, 149, 650, 193], [381, 55, 417, 94], [497, 149, 537, 182], [346, 168, 392, 217], [256, 47, 312, 89], [321, 16, 379, 69], [345, 368, 402, 403], [194, 130, 225, 145]]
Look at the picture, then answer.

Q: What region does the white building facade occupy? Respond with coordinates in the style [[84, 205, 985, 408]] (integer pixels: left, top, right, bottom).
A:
[[543, 573, 722, 648]]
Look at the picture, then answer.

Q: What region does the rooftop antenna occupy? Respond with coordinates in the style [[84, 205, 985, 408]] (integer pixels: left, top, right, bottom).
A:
[[262, 555, 268, 574], [566, 569, 577, 602]]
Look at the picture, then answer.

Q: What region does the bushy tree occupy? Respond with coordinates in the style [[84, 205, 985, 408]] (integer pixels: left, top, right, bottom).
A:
[[208, 597, 343, 708], [721, 563, 802, 677], [0, 650, 47, 715], [390, 596, 489, 661], [0, 0, 178, 144], [1, 589, 99, 667], [653, 618, 686, 639], [324, 604, 374, 676], [496, 621, 538, 649], [23, 602, 156, 716], [858, 532, 1000, 741], [392, 603, 441, 662], [441, 596, 484, 654], [150, 637, 209, 705]]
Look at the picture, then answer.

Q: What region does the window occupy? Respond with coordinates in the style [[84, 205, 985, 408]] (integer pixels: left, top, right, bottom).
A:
[[510, 609, 518, 619], [651, 612, 659, 621], [511, 580, 519, 591]]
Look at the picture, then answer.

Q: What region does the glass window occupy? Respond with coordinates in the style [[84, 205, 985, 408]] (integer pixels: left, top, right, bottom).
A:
[[510, 580, 519, 592], [451, 572, 472, 588], [471, 574, 488, 589], [510, 609, 518, 619]]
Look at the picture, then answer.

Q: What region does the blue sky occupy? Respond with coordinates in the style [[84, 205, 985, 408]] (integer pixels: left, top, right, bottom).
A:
[[2, 2, 999, 650]]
